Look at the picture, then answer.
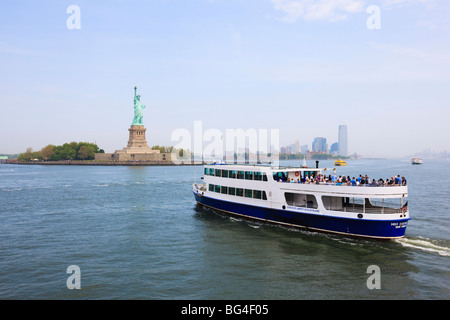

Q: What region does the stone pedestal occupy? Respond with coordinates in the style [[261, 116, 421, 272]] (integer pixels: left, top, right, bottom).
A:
[[95, 125, 172, 162], [123, 125, 156, 152], [113, 125, 159, 157]]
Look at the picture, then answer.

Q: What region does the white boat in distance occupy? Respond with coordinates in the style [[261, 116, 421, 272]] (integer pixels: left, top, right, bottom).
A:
[[193, 163, 410, 239], [411, 158, 423, 165]]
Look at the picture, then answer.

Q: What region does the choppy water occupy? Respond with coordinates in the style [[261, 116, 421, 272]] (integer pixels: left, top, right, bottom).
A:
[[0, 159, 449, 299]]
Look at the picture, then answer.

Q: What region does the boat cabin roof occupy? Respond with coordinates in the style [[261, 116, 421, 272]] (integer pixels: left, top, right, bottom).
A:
[[270, 167, 322, 173], [204, 163, 322, 173]]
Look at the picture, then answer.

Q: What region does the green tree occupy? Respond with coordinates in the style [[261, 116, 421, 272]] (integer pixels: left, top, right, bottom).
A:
[[77, 145, 96, 160], [18, 151, 31, 162], [52, 144, 76, 160], [68, 142, 79, 153], [50, 146, 62, 160], [17, 148, 42, 161], [40, 144, 54, 160], [19, 142, 103, 161], [75, 142, 101, 160]]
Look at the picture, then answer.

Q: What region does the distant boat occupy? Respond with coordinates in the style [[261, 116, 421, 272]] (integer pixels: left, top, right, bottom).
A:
[[301, 157, 308, 168], [334, 159, 347, 166], [411, 158, 423, 165]]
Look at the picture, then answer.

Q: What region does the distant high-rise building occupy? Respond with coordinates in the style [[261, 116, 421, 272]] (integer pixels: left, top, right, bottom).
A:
[[330, 142, 339, 155], [338, 125, 348, 156], [312, 137, 328, 153]]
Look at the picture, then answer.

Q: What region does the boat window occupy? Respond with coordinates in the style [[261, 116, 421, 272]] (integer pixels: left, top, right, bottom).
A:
[[273, 172, 288, 182], [285, 192, 318, 209], [367, 198, 406, 214], [207, 168, 214, 176], [322, 196, 344, 211], [222, 170, 229, 178], [245, 171, 254, 180], [263, 173, 268, 182], [229, 170, 237, 179], [237, 171, 245, 179], [322, 196, 406, 214], [254, 172, 262, 181], [253, 190, 262, 199], [215, 169, 221, 177], [206, 183, 268, 201]]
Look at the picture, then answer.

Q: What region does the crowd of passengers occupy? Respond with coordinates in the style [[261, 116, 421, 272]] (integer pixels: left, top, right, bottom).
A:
[[278, 174, 407, 186]]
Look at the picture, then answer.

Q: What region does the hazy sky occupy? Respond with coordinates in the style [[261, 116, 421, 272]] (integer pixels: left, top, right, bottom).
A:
[[1, 0, 449, 157]]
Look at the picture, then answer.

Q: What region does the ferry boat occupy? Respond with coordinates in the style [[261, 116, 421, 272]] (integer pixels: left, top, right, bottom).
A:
[[411, 158, 423, 165], [193, 163, 410, 239], [334, 159, 347, 166]]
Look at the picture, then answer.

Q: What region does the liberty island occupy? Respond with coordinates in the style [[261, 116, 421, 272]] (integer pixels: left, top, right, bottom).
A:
[[11, 86, 176, 165]]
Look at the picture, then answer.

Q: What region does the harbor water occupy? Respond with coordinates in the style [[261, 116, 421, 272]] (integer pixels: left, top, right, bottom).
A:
[[0, 159, 449, 299]]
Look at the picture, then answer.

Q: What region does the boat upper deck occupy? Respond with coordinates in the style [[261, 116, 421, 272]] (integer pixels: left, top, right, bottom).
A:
[[203, 163, 408, 196]]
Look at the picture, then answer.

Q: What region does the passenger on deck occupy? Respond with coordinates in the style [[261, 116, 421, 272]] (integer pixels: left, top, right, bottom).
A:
[[402, 176, 407, 186], [360, 175, 365, 185]]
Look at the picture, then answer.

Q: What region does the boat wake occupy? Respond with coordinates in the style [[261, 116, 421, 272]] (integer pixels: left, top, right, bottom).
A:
[[396, 237, 450, 257]]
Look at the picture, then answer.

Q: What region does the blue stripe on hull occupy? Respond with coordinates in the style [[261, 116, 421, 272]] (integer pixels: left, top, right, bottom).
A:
[[194, 193, 409, 239]]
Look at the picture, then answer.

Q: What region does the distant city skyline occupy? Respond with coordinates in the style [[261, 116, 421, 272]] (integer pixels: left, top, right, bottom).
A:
[[1, 1, 450, 158], [312, 137, 328, 153], [282, 125, 348, 157]]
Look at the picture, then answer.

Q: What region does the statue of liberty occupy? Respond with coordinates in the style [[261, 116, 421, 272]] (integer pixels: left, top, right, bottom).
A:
[[131, 86, 146, 126]]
